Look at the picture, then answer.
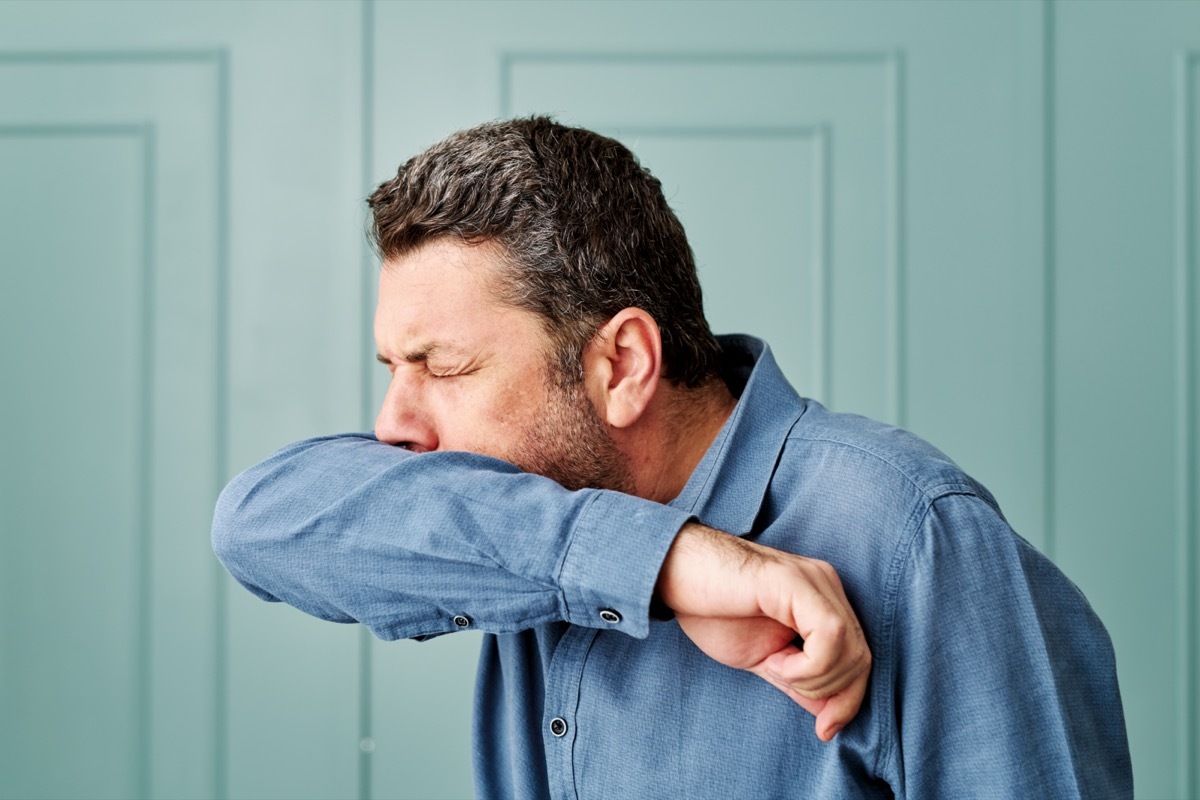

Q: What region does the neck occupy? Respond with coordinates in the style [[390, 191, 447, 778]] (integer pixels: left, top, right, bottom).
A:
[[620, 377, 737, 504]]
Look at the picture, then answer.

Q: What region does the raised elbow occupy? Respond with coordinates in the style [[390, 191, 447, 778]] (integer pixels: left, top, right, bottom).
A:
[[210, 467, 281, 602]]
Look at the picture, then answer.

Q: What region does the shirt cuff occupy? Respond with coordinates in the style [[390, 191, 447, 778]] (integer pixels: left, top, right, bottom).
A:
[[556, 491, 692, 639]]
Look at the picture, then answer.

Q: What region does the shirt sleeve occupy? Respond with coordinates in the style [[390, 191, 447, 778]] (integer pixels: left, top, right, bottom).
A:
[[211, 433, 691, 641], [887, 492, 1133, 799]]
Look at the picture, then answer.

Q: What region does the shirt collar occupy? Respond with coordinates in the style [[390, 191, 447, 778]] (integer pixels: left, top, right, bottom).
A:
[[669, 335, 807, 536]]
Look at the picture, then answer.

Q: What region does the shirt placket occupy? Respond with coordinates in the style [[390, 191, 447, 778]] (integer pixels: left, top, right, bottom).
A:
[[542, 625, 599, 800]]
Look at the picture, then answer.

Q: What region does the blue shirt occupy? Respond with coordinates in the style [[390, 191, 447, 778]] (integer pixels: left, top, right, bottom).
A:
[[213, 335, 1132, 799]]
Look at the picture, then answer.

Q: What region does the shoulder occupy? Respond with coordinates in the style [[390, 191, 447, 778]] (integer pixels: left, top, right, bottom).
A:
[[761, 400, 1011, 588], [785, 400, 998, 510]]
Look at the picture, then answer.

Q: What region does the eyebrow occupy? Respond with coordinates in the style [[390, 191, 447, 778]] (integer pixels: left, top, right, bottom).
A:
[[376, 343, 460, 365]]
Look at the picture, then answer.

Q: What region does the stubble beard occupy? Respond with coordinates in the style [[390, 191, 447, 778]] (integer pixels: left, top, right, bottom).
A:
[[510, 375, 637, 495]]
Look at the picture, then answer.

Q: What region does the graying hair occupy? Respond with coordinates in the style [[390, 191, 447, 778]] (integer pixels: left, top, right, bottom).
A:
[[367, 116, 721, 387]]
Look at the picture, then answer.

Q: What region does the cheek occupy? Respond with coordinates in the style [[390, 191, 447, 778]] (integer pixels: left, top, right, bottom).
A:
[[426, 381, 511, 449], [475, 386, 546, 449]]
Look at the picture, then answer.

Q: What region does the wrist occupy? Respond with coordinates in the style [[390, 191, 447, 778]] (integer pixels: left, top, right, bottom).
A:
[[655, 522, 767, 615]]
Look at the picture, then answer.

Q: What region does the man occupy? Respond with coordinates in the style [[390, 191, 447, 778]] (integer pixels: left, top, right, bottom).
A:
[[213, 117, 1132, 798]]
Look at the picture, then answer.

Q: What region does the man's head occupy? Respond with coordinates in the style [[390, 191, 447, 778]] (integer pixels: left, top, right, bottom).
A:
[[370, 118, 734, 500], [367, 116, 721, 387], [372, 237, 637, 493]]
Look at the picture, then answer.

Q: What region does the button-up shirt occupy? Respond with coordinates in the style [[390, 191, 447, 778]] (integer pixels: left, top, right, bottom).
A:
[[213, 335, 1132, 799]]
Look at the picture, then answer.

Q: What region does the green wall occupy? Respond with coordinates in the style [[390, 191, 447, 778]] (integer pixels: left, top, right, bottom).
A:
[[0, 1, 1196, 798]]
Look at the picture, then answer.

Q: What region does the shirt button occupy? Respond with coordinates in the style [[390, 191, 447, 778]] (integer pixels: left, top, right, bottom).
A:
[[549, 717, 568, 737], [452, 614, 471, 628], [598, 609, 621, 624]]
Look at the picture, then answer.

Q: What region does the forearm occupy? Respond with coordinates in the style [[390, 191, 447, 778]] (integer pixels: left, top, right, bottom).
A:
[[212, 433, 690, 640], [656, 522, 871, 740]]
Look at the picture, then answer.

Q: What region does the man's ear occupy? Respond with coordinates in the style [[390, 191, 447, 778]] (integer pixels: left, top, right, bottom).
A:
[[582, 308, 663, 429]]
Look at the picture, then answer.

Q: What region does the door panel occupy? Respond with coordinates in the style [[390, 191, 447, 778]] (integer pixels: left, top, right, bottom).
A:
[[0, 52, 224, 800], [1, 129, 147, 800], [504, 55, 893, 417], [0, 4, 366, 799]]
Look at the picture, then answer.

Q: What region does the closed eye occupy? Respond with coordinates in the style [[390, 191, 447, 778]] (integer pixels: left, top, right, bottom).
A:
[[377, 348, 479, 378], [426, 365, 476, 379], [427, 353, 481, 379]]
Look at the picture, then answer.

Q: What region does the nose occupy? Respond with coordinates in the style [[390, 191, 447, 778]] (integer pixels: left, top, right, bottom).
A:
[[374, 371, 439, 453]]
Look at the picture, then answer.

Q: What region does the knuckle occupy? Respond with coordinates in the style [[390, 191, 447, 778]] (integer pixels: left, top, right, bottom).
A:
[[812, 618, 847, 649], [799, 557, 835, 580]]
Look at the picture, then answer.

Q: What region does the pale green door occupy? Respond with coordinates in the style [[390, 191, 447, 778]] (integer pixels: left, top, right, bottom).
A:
[[1, 2, 1197, 799]]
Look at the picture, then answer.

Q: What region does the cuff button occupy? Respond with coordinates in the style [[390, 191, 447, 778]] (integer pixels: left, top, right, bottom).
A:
[[598, 609, 621, 624], [452, 614, 471, 628]]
